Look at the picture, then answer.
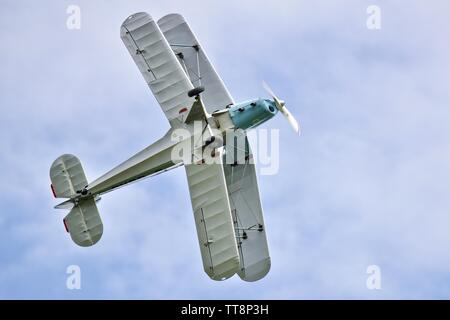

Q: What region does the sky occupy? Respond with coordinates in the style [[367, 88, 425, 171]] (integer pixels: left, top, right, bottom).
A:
[[1, 0, 450, 299]]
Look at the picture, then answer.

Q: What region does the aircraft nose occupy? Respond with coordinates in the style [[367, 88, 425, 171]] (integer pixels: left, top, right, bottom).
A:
[[263, 100, 278, 114]]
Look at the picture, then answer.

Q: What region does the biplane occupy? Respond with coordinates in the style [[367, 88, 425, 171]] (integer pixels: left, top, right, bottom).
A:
[[50, 12, 299, 281]]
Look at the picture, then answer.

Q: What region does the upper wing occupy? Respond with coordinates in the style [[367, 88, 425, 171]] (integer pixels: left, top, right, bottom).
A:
[[120, 12, 195, 124], [223, 137, 271, 281], [158, 14, 235, 113], [185, 148, 240, 281]]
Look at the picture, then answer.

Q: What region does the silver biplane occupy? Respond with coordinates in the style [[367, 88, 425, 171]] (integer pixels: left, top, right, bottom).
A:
[[50, 12, 299, 281]]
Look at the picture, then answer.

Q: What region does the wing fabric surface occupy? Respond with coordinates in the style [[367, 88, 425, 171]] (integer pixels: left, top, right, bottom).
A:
[[185, 148, 240, 280], [120, 12, 195, 123], [158, 14, 234, 113], [50, 154, 103, 247], [50, 154, 88, 198], [64, 197, 103, 247], [223, 137, 271, 281]]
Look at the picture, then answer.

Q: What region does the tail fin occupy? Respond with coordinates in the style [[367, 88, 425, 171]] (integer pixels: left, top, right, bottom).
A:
[[50, 154, 103, 247]]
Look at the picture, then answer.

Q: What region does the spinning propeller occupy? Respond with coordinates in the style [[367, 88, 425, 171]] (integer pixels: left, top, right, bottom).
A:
[[263, 81, 300, 135]]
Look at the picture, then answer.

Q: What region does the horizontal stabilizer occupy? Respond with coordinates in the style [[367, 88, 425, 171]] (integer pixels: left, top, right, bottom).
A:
[[50, 154, 87, 198], [63, 197, 103, 247]]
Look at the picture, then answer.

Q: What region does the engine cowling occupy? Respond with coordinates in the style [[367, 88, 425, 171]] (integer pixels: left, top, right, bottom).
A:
[[228, 99, 278, 130]]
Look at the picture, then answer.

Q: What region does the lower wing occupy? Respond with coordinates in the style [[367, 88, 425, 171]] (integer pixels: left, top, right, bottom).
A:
[[223, 136, 271, 281]]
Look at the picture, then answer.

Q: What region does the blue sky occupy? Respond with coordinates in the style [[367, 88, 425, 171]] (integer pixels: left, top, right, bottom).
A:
[[1, 0, 450, 299]]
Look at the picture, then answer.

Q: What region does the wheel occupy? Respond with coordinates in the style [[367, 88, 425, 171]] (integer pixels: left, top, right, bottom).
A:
[[188, 86, 205, 97]]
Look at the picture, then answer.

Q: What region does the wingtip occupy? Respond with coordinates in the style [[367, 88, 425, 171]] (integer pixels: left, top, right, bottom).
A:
[[238, 257, 271, 282], [158, 13, 184, 21], [120, 12, 152, 29]]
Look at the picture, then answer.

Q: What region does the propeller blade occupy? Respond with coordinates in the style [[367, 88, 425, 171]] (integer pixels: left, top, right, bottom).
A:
[[262, 81, 278, 100], [279, 106, 300, 134], [262, 81, 300, 135]]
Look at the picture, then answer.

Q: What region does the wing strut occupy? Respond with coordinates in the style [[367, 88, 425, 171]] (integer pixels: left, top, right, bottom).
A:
[[170, 43, 203, 86]]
